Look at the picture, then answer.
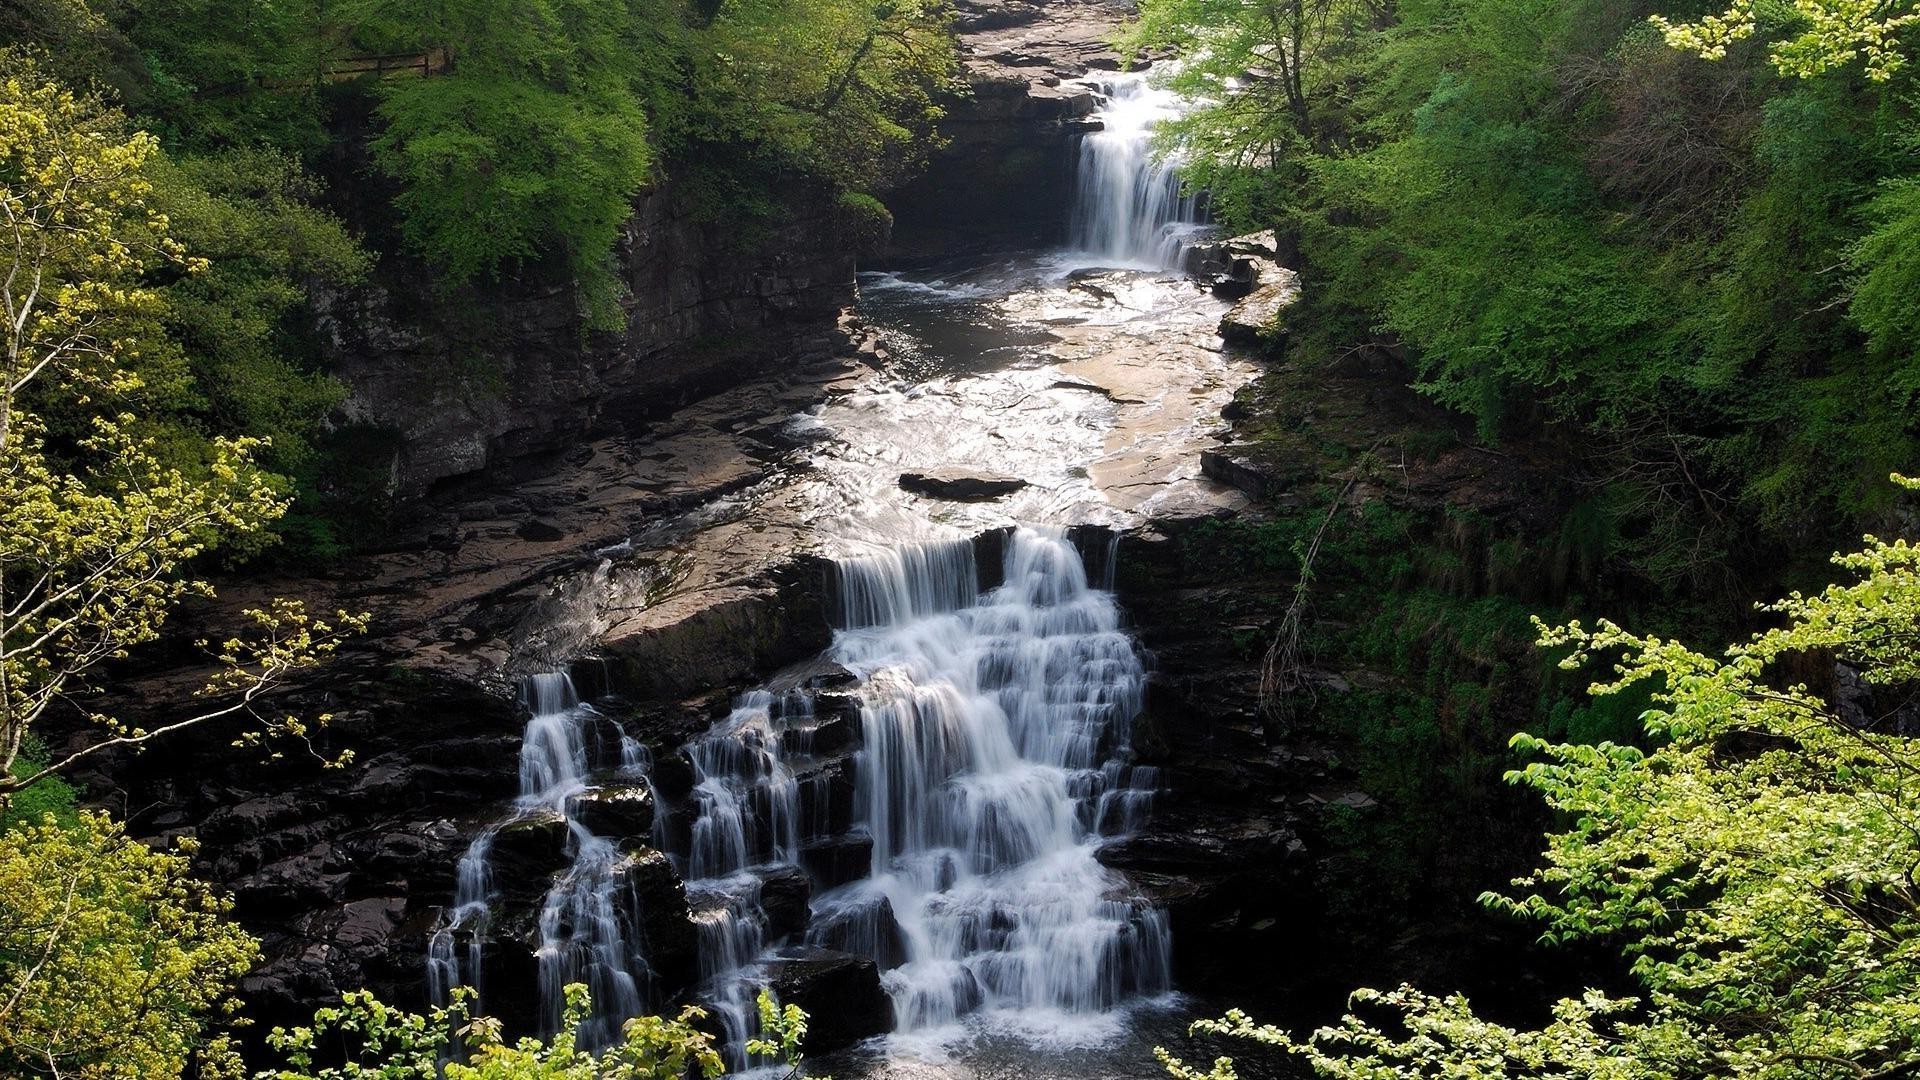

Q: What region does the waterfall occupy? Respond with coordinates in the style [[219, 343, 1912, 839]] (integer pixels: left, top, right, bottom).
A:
[[431, 531, 1170, 1059], [1069, 72, 1206, 269], [427, 672, 655, 1045], [651, 528, 1170, 1059]]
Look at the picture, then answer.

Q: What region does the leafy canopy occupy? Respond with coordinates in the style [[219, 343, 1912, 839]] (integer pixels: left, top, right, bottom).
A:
[[0, 56, 363, 801], [0, 812, 258, 1080], [261, 984, 816, 1080]]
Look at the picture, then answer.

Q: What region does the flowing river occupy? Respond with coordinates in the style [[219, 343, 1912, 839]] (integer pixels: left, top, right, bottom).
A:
[[426, 70, 1258, 1077]]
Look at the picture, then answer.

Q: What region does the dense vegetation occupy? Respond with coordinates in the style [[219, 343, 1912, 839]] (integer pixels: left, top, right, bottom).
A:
[[0, 0, 956, 552], [1125, 0, 1920, 1076], [1128, 0, 1920, 589], [1163, 487, 1920, 1078]]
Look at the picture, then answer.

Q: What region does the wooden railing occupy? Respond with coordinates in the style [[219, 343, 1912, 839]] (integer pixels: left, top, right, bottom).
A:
[[257, 47, 451, 89]]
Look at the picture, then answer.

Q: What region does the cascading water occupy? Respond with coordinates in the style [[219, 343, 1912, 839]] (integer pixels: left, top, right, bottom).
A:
[[646, 528, 1170, 1061], [1068, 72, 1207, 269], [427, 672, 656, 1045]]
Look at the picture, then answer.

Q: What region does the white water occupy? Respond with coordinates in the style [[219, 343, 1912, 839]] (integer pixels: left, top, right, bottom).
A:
[[428, 673, 655, 1045], [645, 529, 1169, 1063], [1069, 73, 1207, 269]]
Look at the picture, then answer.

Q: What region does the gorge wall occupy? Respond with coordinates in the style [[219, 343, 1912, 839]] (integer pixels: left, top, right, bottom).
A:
[[314, 178, 866, 501]]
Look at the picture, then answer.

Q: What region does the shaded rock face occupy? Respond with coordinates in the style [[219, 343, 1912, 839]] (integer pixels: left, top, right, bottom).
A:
[[765, 947, 894, 1054], [884, 0, 1131, 258], [79, 540, 839, 1039], [1105, 524, 1320, 995], [315, 180, 865, 500]]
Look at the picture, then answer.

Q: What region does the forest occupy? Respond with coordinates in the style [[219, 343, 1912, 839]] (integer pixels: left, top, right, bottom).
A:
[[2, 0, 1920, 1076]]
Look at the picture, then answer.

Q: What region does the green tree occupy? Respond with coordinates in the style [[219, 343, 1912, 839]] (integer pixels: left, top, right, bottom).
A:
[[0, 56, 363, 801], [1656, 0, 1920, 81], [0, 812, 259, 1079], [1160, 476, 1920, 1079]]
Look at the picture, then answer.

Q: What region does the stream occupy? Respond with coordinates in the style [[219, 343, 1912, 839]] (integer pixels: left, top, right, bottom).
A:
[[426, 71, 1259, 1078]]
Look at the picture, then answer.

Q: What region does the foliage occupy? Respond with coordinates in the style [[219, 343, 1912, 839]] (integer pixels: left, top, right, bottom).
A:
[[1124, 0, 1920, 586], [144, 148, 368, 475], [0, 56, 364, 799], [0, 812, 258, 1079], [262, 985, 820, 1079], [1161, 476, 1920, 1079], [0, 737, 75, 832], [1655, 0, 1920, 81]]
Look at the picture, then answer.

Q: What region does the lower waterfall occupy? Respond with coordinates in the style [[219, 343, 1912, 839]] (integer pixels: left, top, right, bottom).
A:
[[658, 527, 1172, 1061], [427, 672, 658, 1046]]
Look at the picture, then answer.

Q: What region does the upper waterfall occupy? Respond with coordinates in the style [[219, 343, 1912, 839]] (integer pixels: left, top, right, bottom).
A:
[[1068, 72, 1206, 269]]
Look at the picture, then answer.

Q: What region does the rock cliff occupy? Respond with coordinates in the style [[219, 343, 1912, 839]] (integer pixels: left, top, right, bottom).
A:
[[316, 181, 865, 500], [883, 0, 1133, 258]]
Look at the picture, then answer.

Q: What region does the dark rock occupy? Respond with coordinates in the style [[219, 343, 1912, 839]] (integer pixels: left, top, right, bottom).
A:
[[795, 755, 858, 838], [612, 848, 698, 990], [767, 656, 859, 694], [758, 865, 814, 941], [489, 811, 572, 900], [898, 470, 1030, 501], [569, 784, 655, 843], [516, 517, 566, 542], [801, 834, 874, 890], [1201, 447, 1295, 500], [765, 946, 893, 1053], [808, 891, 909, 971], [648, 750, 698, 802]]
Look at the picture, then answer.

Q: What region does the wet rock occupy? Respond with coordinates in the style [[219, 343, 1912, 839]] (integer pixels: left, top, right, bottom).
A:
[[800, 834, 874, 890], [568, 784, 655, 843], [1219, 268, 1301, 346], [766, 656, 858, 694], [648, 750, 698, 803], [612, 848, 698, 990], [795, 755, 859, 837], [758, 865, 814, 941], [490, 811, 572, 899], [808, 891, 909, 971], [898, 470, 1030, 501], [765, 946, 893, 1053]]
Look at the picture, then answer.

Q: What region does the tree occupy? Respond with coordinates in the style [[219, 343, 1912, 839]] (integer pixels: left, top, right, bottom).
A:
[[0, 812, 259, 1079], [0, 56, 364, 803], [1654, 0, 1920, 82], [1120, 0, 1389, 231], [1158, 475, 1920, 1079]]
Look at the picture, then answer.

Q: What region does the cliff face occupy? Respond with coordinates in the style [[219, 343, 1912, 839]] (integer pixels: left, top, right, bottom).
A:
[[883, 0, 1129, 258], [315, 181, 862, 500]]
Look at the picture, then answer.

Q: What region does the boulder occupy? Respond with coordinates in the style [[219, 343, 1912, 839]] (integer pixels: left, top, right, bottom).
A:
[[758, 865, 814, 941], [808, 890, 909, 971], [800, 834, 873, 890], [489, 811, 572, 901], [898, 470, 1030, 501], [1201, 447, 1294, 500], [1219, 268, 1301, 346], [568, 784, 655, 843], [765, 946, 894, 1053], [612, 848, 698, 991]]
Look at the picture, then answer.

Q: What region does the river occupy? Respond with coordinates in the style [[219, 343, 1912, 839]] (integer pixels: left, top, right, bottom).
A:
[[424, 70, 1264, 1078]]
